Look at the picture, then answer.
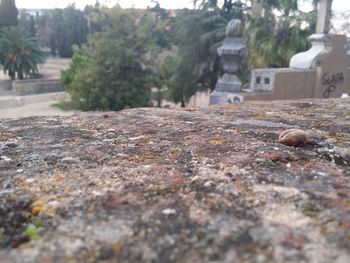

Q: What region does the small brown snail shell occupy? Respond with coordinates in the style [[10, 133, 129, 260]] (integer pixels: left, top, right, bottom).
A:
[[278, 129, 309, 147]]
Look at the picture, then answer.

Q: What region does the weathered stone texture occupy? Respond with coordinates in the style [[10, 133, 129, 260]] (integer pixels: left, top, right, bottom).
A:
[[0, 99, 350, 262]]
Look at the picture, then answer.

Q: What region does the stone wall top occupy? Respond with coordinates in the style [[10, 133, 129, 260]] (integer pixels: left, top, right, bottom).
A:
[[12, 78, 64, 96], [0, 99, 349, 262]]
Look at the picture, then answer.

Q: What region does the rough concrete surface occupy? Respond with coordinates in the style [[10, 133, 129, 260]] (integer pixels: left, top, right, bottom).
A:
[[0, 99, 349, 263]]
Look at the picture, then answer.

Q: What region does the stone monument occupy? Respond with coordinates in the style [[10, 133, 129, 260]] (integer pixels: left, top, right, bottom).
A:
[[209, 19, 247, 105], [287, 0, 348, 99], [222, 0, 350, 103], [290, 0, 334, 70]]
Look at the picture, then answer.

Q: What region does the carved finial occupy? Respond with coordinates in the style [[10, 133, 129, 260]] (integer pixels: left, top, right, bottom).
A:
[[226, 19, 242, 37]]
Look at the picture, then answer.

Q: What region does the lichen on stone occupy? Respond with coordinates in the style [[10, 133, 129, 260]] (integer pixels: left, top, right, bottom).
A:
[[0, 98, 349, 262]]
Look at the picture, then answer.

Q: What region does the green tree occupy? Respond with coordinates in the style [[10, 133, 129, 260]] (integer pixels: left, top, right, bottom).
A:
[[48, 6, 88, 58], [245, 0, 316, 68], [61, 5, 88, 57], [62, 7, 165, 111], [18, 10, 36, 37], [160, 55, 195, 107], [0, 26, 44, 80], [61, 45, 88, 86], [161, 2, 239, 106], [83, 2, 104, 36], [29, 6, 89, 57], [0, 0, 18, 30], [143, 2, 174, 106]]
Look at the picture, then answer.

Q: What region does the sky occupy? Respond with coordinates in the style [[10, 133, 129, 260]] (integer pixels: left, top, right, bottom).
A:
[[16, 0, 194, 10], [14, 0, 350, 12]]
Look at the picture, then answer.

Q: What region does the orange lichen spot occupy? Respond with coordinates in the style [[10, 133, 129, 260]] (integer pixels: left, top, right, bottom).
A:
[[169, 148, 182, 159], [32, 199, 47, 208], [31, 206, 43, 216], [135, 155, 155, 163], [51, 174, 65, 187], [113, 242, 122, 255], [210, 139, 223, 146], [31, 199, 56, 217]]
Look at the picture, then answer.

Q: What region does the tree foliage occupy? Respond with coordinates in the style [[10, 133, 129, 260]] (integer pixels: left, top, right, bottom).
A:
[[49, 6, 88, 57], [161, 1, 242, 106], [18, 10, 36, 40], [14, 4, 92, 59], [17, 5, 89, 57], [62, 7, 167, 111], [0, 26, 44, 79], [245, 0, 317, 68], [0, 0, 18, 30]]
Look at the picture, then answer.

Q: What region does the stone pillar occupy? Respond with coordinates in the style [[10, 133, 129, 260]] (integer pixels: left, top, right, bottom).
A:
[[209, 19, 247, 105], [290, 0, 333, 69], [316, 0, 333, 34], [347, 37, 350, 66]]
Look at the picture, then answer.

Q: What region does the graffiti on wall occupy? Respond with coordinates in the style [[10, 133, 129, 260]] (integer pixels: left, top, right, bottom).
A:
[[322, 72, 344, 98]]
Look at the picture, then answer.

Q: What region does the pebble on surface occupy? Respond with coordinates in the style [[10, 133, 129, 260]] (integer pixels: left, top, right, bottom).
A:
[[278, 129, 309, 147]]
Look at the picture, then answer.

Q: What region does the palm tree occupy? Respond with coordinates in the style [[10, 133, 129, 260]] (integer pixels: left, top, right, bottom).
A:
[[0, 26, 44, 80]]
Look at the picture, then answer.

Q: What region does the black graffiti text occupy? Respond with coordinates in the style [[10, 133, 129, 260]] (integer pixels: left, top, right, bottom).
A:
[[322, 72, 344, 98]]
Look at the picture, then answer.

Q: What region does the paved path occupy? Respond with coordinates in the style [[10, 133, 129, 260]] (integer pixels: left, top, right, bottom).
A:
[[0, 100, 76, 118], [0, 58, 73, 118]]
